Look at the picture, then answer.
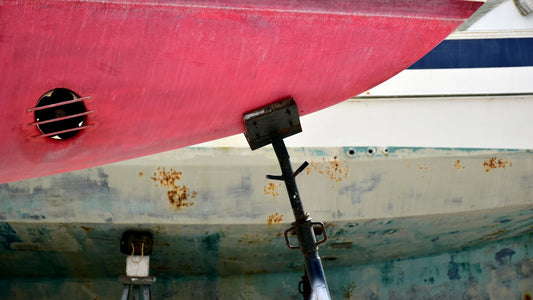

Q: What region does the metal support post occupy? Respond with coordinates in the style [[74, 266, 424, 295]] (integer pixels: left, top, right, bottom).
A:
[[243, 98, 331, 300], [271, 138, 331, 300]]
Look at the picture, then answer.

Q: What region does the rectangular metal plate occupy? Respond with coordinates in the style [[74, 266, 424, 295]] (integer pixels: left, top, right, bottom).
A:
[[243, 98, 302, 150]]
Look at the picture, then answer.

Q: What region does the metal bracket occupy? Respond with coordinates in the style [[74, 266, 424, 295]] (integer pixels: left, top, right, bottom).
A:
[[267, 161, 309, 181], [284, 222, 328, 250], [243, 98, 301, 150]]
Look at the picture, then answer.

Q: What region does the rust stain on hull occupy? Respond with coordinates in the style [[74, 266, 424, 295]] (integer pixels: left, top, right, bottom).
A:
[[306, 156, 349, 186], [264, 182, 281, 197], [267, 213, 283, 225], [151, 166, 196, 210], [483, 157, 512, 173], [453, 160, 465, 170], [417, 164, 428, 178]]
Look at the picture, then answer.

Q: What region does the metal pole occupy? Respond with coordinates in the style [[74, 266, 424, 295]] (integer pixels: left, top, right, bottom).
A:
[[271, 138, 331, 300]]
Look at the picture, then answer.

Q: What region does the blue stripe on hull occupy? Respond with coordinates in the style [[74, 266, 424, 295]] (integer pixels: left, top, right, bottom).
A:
[[408, 38, 533, 69]]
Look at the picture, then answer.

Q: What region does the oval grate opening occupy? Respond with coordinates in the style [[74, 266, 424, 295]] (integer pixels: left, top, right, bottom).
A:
[[34, 88, 88, 140]]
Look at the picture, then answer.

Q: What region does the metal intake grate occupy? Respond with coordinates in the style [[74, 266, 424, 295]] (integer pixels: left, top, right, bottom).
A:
[[29, 88, 94, 139]]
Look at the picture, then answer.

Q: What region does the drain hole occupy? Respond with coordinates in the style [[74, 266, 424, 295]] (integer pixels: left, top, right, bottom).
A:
[[34, 88, 87, 140]]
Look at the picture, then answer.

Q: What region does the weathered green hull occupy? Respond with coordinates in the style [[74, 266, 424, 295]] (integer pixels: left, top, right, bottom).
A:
[[1, 146, 532, 298], [0, 233, 531, 299]]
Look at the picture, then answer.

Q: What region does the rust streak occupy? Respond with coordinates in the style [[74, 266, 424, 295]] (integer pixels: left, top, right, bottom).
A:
[[483, 157, 512, 173], [151, 166, 196, 210]]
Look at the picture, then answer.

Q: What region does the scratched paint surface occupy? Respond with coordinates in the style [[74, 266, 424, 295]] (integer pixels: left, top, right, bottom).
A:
[[0, 146, 532, 298]]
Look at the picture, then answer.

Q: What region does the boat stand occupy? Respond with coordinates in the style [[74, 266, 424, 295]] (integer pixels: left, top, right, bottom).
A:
[[119, 275, 155, 300], [119, 231, 156, 300], [244, 99, 331, 300]]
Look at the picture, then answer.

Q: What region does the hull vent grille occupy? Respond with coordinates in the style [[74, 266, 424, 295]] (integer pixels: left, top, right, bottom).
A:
[[28, 88, 94, 139]]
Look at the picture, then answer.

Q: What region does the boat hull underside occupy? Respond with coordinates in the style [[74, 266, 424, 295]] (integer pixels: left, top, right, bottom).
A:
[[0, 0, 482, 182]]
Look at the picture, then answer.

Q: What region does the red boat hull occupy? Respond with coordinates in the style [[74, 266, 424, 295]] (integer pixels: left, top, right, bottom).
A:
[[0, 0, 482, 182]]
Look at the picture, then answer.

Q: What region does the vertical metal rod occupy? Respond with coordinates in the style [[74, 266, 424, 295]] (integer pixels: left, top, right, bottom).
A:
[[121, 286, 130, 300], [142, 286, 151, 300], [271, 138, 331, 300], [133, 286, 140, 300]]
